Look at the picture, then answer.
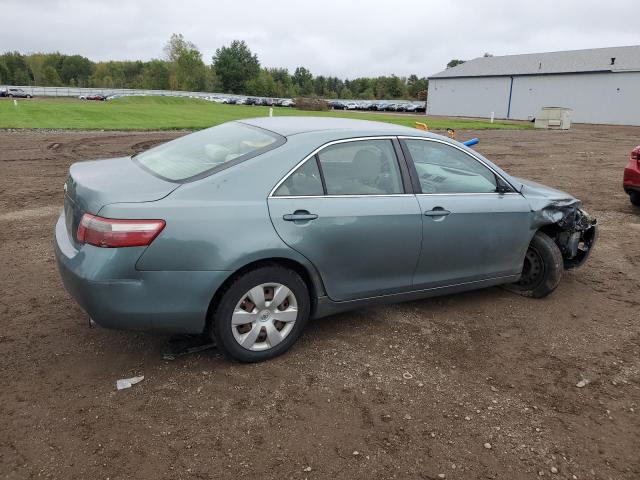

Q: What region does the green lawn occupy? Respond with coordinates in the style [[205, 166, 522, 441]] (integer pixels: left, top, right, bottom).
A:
[[0, 96, 531, 131]]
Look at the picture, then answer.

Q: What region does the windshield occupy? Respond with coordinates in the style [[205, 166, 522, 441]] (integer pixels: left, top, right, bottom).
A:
[[134, 122, 285, 182]]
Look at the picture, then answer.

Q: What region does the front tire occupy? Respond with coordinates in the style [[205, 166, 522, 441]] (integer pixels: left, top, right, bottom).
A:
[[503, 231, 563, 298], [630, 191, 640, 207], [211, 266, 310, 362]]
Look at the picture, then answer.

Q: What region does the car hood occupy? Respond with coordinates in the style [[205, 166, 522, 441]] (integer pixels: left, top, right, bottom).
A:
[[514, 177, 582, 227], [515, 177, 577, 203]]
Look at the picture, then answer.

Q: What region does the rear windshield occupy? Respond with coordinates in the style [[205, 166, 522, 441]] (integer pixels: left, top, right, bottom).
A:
[[134, 122, 285, 182]]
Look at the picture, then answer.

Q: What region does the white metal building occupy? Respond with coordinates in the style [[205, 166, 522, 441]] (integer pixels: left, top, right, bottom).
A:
[[427, 46, 640, 126]]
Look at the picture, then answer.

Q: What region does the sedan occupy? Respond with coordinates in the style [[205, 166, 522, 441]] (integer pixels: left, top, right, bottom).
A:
[[55, 117, 597, 362], [369, 103, 386, 111], [79, 94, 106, 101], [6, 88, 33, 98]]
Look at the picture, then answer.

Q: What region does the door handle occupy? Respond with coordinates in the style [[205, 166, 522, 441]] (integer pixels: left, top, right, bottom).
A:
[[283, 212, 318, 221], [424, 207, 451, 217]]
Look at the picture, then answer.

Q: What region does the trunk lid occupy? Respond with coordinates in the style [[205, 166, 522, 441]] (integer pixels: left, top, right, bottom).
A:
[[64, 156, 178, 246]]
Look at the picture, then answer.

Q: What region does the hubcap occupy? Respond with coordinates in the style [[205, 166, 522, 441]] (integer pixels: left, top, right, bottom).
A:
[[231, 283, 298, 351]]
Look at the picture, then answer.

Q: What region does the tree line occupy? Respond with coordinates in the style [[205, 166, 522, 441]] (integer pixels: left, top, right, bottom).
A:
[[0, 34, 429, 100]]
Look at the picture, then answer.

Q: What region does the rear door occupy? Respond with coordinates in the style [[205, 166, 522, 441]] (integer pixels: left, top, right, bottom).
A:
[[268, 138, 422, 302], [400, 137, 533, 289]]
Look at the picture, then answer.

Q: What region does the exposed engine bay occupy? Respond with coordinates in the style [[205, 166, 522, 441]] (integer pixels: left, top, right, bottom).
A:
[[515, 178, 598, 270], [547, 207, 598, 269]]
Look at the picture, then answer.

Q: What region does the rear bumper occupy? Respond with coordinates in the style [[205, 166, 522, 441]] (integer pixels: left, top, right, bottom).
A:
[[54, 213, 229, 334]]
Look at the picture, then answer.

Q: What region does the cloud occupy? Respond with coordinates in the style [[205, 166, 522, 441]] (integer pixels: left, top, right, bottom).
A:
[[1, 0, 638, 77]]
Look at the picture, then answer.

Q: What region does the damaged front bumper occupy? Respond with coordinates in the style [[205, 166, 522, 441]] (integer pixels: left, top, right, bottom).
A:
[[554, 208, 598, 269], [517, 178, 598, 270]]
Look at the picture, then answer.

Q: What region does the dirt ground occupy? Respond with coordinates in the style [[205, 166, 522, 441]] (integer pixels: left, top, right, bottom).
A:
[[1, 125, 639, 480]]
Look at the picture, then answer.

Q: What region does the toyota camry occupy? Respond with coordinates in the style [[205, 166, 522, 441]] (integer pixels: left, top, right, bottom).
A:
[[54, 117, 597, 362]]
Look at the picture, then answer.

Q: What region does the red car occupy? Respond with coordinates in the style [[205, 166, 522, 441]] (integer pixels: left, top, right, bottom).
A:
[[624, 145, 640, 207]]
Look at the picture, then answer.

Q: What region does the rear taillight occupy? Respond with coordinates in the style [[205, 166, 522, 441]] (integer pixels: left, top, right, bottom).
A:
[[632, 146, 640, 164], [77, 214, 165, 248]]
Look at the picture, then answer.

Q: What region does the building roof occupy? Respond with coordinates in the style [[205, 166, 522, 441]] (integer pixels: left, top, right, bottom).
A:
[[430, 45, 640, 79]]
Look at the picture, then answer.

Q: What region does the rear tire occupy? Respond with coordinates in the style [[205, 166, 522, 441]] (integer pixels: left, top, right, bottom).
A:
[[211, 266, 310, 362], [502, 231, 563, 298], [630, 191, 640, 207]]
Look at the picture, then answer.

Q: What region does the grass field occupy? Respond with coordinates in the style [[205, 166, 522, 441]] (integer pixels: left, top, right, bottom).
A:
[[0, 96, 532, 131]]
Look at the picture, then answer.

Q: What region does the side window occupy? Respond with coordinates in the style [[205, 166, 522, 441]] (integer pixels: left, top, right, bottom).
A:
[[274, 158, 324, 196], [317, 140, 403, 195], [404, 140, 498, 194]]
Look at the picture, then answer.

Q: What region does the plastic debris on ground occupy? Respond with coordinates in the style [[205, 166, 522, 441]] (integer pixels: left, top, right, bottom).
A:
[[116, 375, 145, 390]]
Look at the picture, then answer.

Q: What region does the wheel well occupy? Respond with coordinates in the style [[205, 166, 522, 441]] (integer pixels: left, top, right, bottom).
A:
[[537, 223, 561, 241], [204, 258, 319, 333]]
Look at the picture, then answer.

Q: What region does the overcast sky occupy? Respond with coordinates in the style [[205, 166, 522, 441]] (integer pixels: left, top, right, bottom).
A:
[[1, 0, 639, 78]]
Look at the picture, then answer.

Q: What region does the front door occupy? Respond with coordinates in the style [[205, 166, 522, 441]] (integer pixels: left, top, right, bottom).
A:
[[401, 138, 533, 289], [268, 138, 422, 301]]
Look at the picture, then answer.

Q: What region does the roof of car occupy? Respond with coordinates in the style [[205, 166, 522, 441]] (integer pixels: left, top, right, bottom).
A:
[[238, 116, 429, 137]]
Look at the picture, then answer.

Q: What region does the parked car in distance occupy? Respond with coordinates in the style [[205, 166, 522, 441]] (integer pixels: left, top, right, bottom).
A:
[[6, 88, 32, 98], [345, 102, 358, 110], [79, 94, 106, 101], [279, 99, 295, 107], [623, 145, 640, 206], [54, 117, 597, 363], [328, 101, 345, 110], [404, 103, 420, 113]]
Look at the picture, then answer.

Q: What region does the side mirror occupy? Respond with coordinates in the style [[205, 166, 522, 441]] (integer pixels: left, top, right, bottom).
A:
[[496, 179, 511, 194]]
